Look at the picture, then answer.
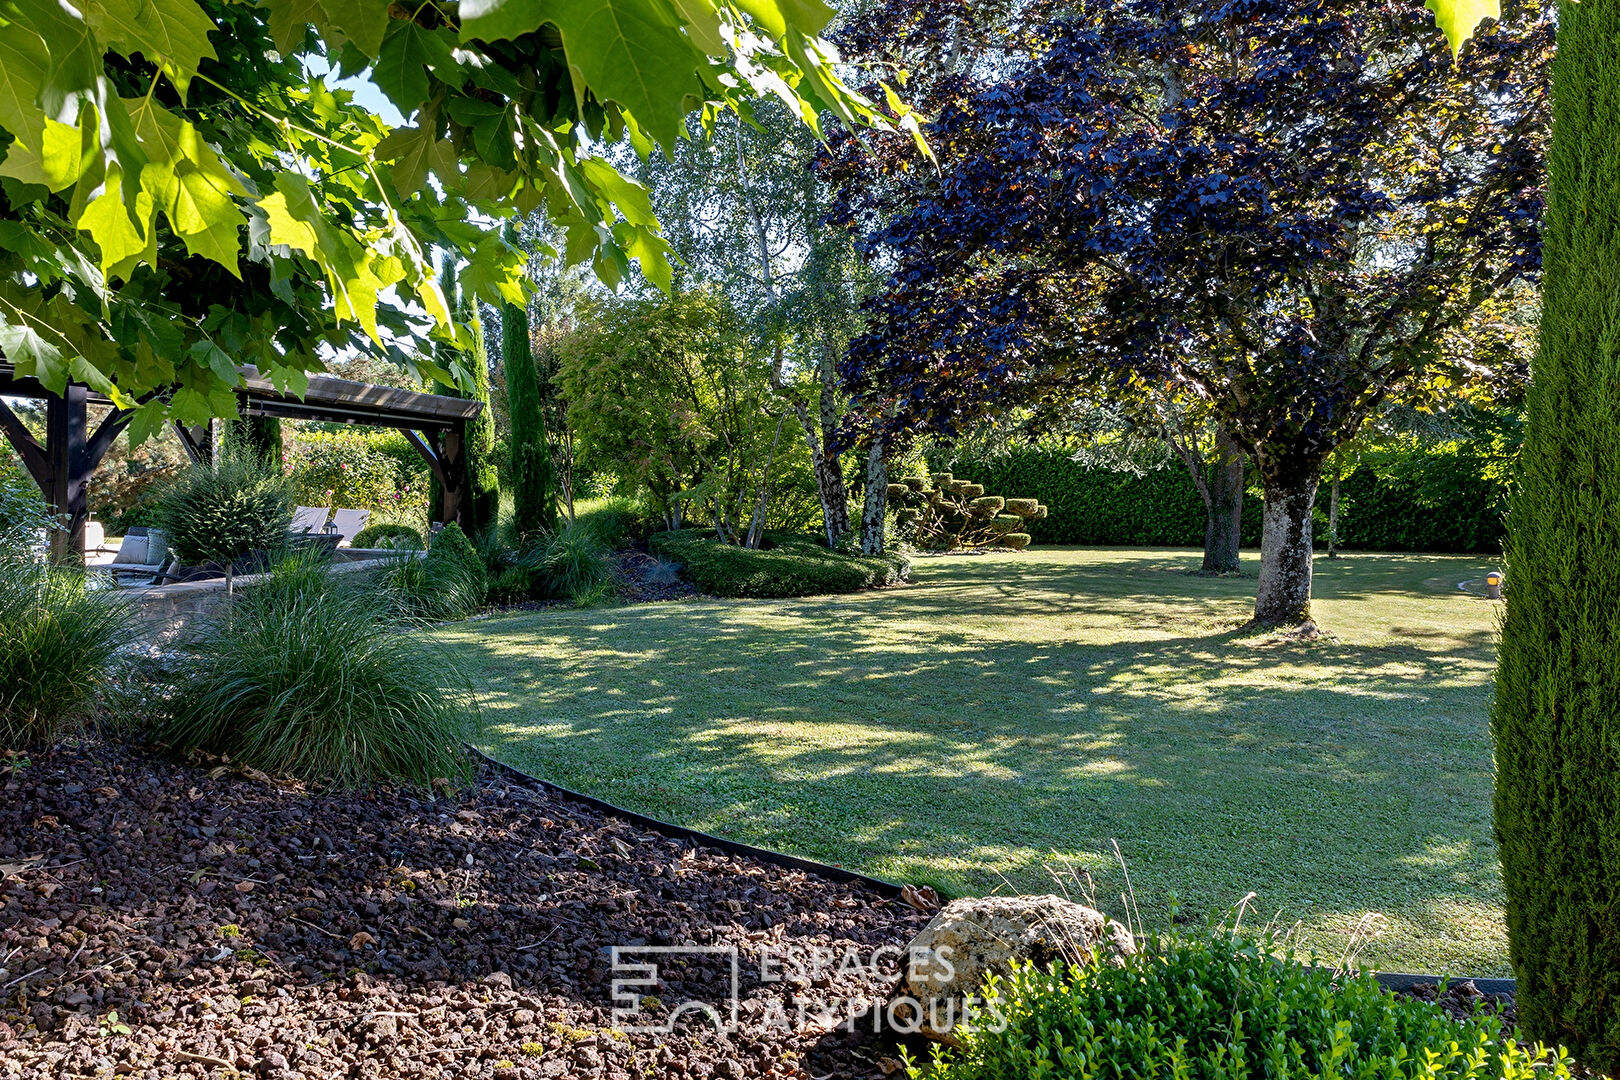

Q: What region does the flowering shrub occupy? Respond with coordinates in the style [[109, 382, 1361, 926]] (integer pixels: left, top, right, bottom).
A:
[[290, 433, 405, 510]]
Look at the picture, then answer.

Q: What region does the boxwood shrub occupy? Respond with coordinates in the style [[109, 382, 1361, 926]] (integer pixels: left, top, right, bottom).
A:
[[351, 522, 423, 549], [651, 529, 910, 598], [907, 931, 1569, 1080]]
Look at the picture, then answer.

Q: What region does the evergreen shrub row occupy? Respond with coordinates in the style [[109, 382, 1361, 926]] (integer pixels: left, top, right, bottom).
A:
[[651, 530, 910, 598], [943, 447, 1507, 553]]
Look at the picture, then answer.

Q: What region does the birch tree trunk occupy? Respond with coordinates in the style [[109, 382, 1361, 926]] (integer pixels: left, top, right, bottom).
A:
[[859, 433, 889, 555]]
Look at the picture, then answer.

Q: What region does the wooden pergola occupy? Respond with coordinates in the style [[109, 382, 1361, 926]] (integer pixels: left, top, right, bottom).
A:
[[0, 362, 482, 562]]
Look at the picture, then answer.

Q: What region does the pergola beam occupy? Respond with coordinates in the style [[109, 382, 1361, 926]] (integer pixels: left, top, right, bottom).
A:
[[0, 362, 483, 558]]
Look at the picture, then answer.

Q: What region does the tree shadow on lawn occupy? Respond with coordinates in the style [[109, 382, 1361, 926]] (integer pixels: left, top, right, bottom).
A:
[[450, 581, 1508, 974]]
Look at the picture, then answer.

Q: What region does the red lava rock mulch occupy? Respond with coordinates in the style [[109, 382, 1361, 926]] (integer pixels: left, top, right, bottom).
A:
[[1396, 980, 1517, 1028], [0, 742, 930, 1080]]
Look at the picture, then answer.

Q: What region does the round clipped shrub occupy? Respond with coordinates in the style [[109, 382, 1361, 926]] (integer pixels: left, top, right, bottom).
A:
[[1003, 498, 1040, 517], [999, 533, 1032, 550], [906, 931, 1569, 1080], [902, 477, 927, 492], [157, 555, 479, 786], [156, 457, 296, 574], [930, 473, 954, 488], [351, 523, 423, 550], [969, 496, 1006, 518], [988, 515, 1024, 535]]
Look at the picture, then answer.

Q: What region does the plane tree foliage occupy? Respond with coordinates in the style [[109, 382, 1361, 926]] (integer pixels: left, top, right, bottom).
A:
[[0, 0, 917, 439], [834, 0, 1551, 627]]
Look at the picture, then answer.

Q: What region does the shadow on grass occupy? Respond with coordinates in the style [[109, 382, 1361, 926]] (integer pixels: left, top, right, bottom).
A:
[[445, 548, 1510, 974]]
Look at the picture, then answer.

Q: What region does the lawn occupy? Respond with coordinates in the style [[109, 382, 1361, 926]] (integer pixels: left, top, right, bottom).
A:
[[439, 547, 1509, 976]]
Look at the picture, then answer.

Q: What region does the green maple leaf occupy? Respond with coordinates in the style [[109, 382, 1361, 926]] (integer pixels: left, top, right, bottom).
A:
[[0, 319, 66, 388], [732, 0, 834, 39], [373, 20, 455, 113], [458, 230, 526, 308], [265, 0, 325, 55], [85, 0, 219, 93], [314, 0, 390, 58], [0, 26, 49, 150], [461, 0, 703, 148], [1425, 0, 1499, 57]]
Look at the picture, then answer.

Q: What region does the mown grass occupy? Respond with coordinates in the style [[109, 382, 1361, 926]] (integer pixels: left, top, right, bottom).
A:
[[438, 547, 1510, 976]]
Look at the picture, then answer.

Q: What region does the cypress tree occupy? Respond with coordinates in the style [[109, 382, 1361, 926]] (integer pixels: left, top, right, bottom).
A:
[[502, 278, 556, 538], [458, 283, 501, 535], [428, 254, 500, 534], [1492, 1, 1620, 1068]]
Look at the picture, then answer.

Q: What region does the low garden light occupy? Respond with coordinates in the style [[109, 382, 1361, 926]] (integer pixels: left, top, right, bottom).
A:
[[1485, 571, 1504, 600]]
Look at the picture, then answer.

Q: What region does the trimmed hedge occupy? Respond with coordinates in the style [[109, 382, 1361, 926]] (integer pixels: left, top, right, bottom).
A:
[[351, 523, 423, 550], [942, 447, 1507, 554], [651, 530, 910, 598]]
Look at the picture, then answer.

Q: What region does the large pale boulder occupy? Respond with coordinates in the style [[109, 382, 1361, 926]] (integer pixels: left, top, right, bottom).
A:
[[896, 894, 1134, 1042]]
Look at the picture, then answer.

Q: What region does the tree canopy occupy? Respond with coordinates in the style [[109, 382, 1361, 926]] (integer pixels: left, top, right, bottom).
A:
[[0, 0, 920, 439], [835, 0, 1549, 624]]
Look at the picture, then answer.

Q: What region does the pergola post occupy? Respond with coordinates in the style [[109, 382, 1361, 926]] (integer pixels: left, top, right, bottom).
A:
[[404, 423, 471, 531], [0, 383, 133, 564], [437, 424, 469, 529]]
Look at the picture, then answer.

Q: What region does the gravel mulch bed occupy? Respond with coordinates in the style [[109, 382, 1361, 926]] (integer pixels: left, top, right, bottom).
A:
[[1396, 980, 1517, 1028], [0, 742, 929, 1080]]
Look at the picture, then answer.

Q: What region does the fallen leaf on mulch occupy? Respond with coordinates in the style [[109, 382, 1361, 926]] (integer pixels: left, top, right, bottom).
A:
[[900, 884, 940, 913]]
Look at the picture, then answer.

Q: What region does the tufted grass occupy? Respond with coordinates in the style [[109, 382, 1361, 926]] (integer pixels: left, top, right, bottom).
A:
[[439, 547, 1511, 976]]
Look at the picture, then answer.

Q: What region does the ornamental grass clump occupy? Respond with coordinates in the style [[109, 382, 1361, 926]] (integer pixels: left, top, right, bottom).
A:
[[906, 930, 1570, 1080], [0, 552, 131, 746], [157, 552, 478, 786], [378, 522, 487, 621]]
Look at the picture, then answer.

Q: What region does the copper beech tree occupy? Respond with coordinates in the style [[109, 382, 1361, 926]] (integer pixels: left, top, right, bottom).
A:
[[834, 0, 1550, 627]]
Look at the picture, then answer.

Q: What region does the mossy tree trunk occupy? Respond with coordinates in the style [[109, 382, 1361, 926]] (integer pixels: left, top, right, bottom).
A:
[[226, 417, 282, 470], [1493, 2, 1620, 1068], [1252, 473, 1317, 629], [429, 253, 500, 535]]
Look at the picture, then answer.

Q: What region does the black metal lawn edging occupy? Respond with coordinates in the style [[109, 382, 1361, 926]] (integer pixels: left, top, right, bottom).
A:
[[469, 748, 1516, 996], [468, 746, 904, 899]]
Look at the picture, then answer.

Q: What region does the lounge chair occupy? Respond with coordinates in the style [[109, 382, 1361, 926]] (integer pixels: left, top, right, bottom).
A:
[[329, 508, 371, 546], [109, 527, 170, 568], [290, 506, 330, 535]]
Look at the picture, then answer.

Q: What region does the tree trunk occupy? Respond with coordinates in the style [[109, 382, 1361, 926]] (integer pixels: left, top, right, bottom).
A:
[[817, 336, 850, 542], [1326, 474, 1340, 558], [1202, 428, 1244, 574], [1252, 477, 1317, 628], [859, 433, 888, 555]]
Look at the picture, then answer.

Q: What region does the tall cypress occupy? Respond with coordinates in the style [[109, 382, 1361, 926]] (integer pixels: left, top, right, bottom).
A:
[[428, 253, 500, 534], [459, 283, 500, 535], [502, 271, 556, 537], [1492, 1, 1620, 1068]]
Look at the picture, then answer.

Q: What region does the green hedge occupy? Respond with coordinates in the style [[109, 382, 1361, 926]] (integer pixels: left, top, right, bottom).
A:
[[941, 448, 1507, 554], [651, 530, 910, 598], [938, 451, 1263, 548], [908, 930, 1567, 1080]]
